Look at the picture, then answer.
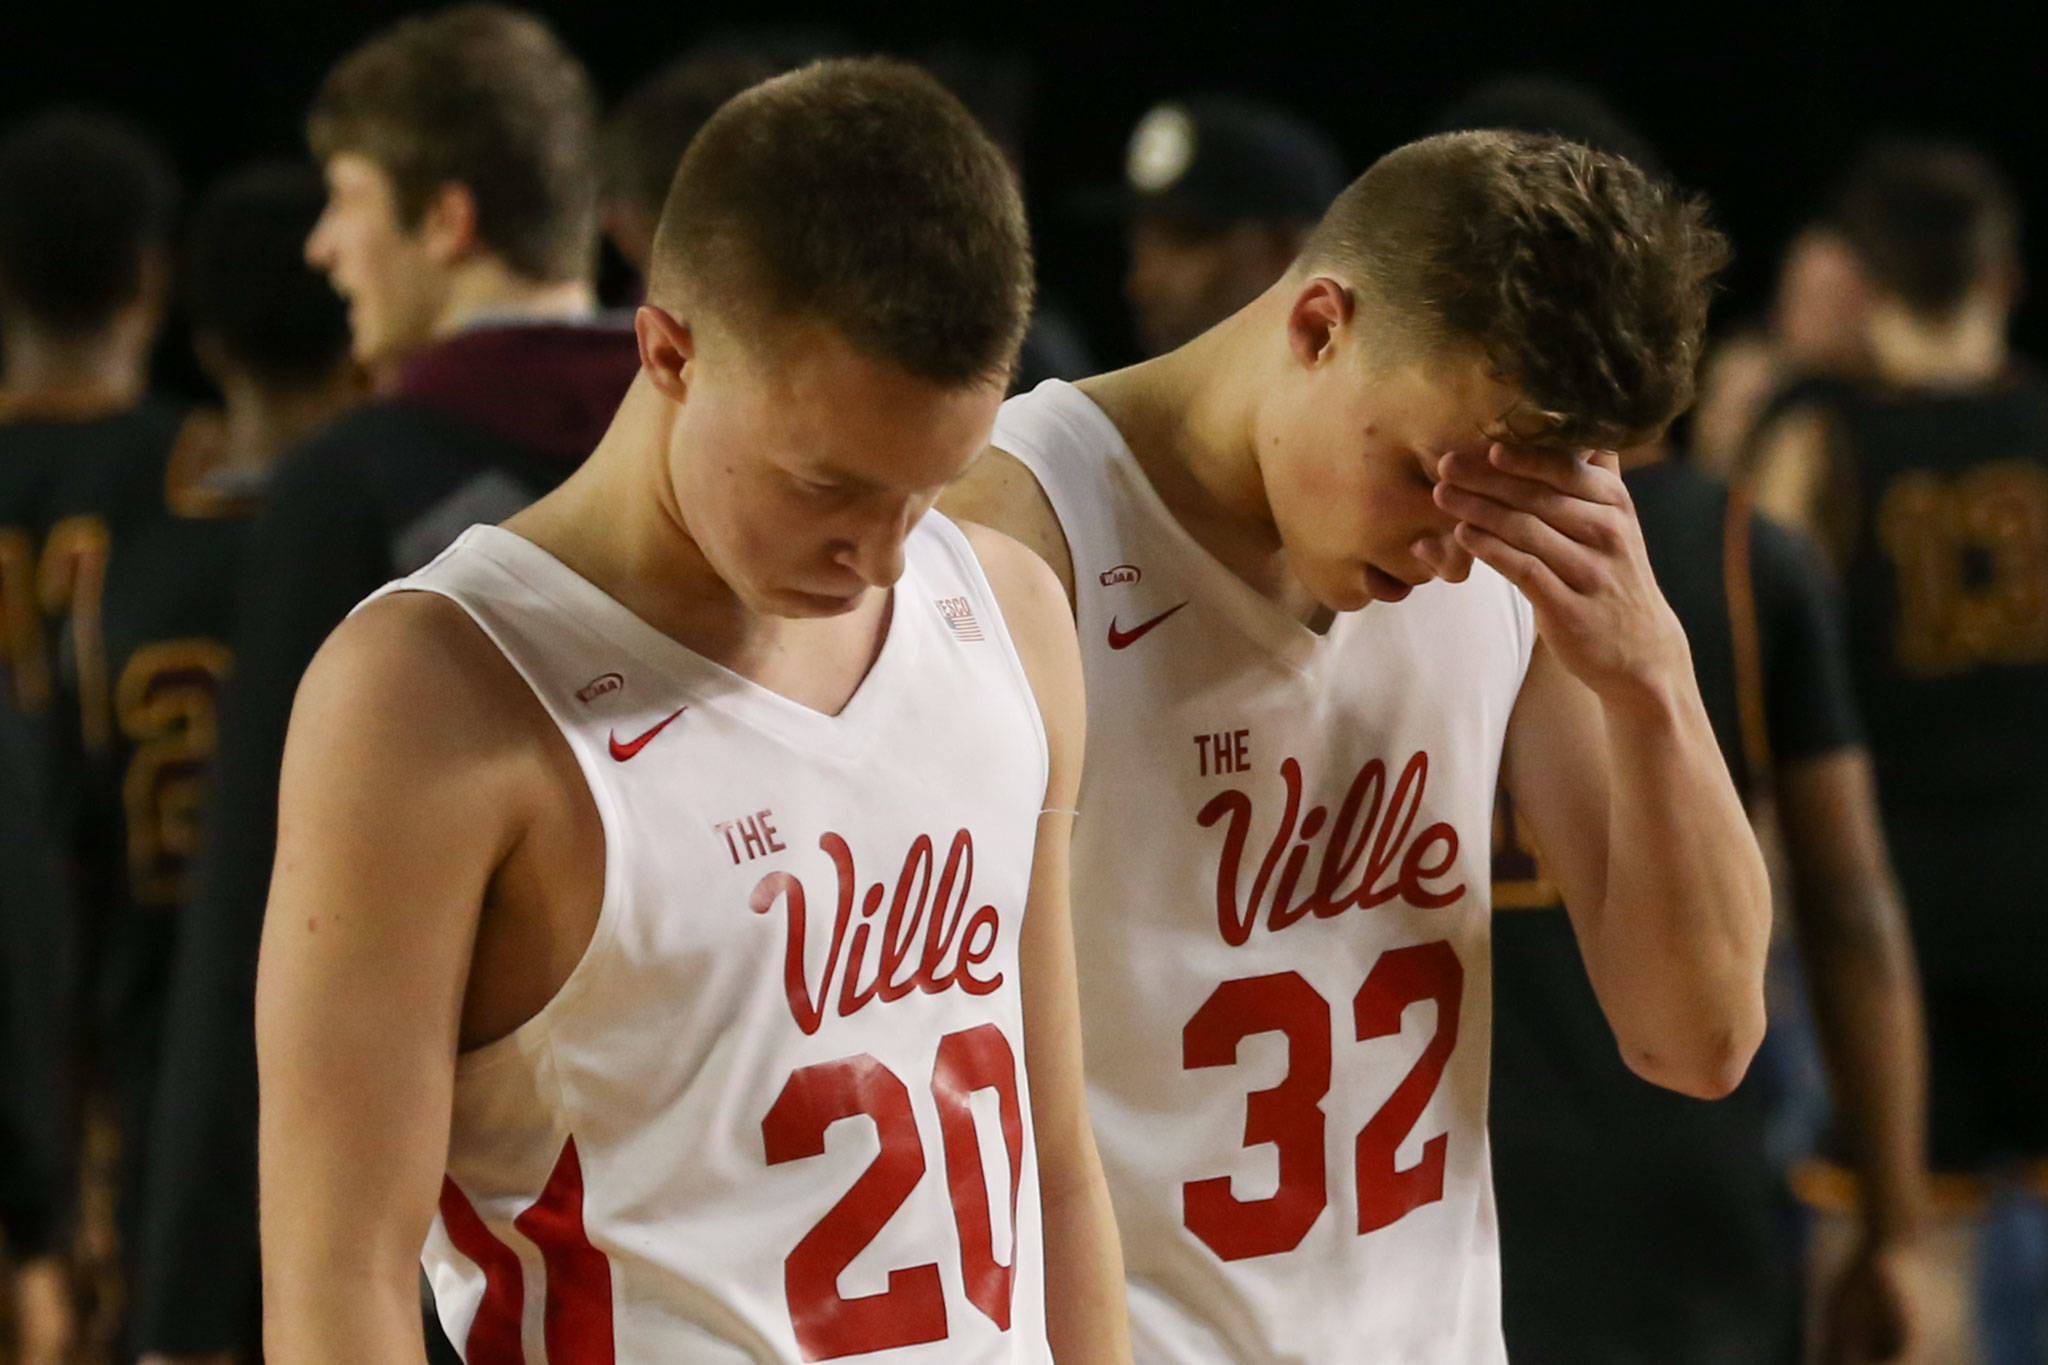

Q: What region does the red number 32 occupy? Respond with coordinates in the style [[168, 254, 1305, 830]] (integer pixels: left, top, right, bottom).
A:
[[762, 1022, 1024, 1362], [1182, 940, 1463, 1260]]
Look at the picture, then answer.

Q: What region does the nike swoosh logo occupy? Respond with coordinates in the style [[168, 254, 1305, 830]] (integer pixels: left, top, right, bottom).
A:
[[1107, 601, 1189, 650], [608, 706, 688, 761]]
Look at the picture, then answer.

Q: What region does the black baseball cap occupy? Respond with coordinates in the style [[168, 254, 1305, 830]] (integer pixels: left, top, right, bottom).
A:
[[1084, 95, 1347, 228]]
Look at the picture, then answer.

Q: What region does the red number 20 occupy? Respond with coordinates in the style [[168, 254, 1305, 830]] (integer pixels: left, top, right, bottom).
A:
[[1181, 940, 1463, 1260], [762, 1022, 1024, 1362]]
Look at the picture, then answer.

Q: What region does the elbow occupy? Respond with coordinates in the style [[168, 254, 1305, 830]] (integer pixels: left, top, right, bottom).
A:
[[1620, 995, 1767, 1101]]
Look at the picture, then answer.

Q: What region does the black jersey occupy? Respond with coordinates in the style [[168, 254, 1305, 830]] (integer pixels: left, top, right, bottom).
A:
[[0, 394, 189, 1271], [1805, 371, 2048, 1169], [0, 694, 74, 1259], [0, 397, 183, 724], [134, 321, 637, 1356], [1489, 458, 1862, 1364], [1818, 375, 2048, 944], [48, 416, 260, 1320]]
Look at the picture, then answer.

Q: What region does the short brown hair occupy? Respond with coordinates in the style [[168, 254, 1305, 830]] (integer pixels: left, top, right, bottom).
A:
[[602, 47, 785, 224], [1302, 131, 1727, 449], [307, 3, 597, 283], [647, 58, 1032, 387], [1831, 137, 2018, 322]]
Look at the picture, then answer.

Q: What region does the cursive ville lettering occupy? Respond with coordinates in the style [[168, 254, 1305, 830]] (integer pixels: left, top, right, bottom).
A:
[[1198, 750, 1466, 946], [749, 829, 1006, 1034]]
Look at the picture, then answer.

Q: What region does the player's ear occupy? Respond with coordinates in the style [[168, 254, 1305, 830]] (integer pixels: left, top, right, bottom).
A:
[[418, 182, 481, 264], [635, 305, 694, 401], [1286, 275, 1355, 369]]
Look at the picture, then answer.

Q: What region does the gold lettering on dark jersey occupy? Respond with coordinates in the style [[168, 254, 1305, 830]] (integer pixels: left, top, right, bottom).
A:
[[1878, 460, 2048, 674], [116, 640, 232, 906]]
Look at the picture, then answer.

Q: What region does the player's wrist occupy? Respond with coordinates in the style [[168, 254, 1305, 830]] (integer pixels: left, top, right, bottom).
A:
[[1584, 632, 1697, 724]]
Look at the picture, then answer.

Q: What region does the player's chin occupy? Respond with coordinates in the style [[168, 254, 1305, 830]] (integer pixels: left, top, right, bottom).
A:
[[775, 584, 868, 618], [1363, 564, 1418, 603]]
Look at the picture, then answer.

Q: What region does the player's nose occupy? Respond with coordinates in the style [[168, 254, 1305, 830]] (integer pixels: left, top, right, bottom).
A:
[[304, 213, 335, 270], [835, 502, 916, 587]]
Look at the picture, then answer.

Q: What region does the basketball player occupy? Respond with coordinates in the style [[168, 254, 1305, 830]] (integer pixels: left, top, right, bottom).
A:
[[942, 131, 1772, 1361], [1751, 138, 2048, 1362], [1420, 83, 1929, 1364], [257, 60, 1128, 1361], [43, 160, 355, 1362], [0, 103, 179, 1363], [1110, 96, 1345, 358], [0, 107, 179, 721], [600, 43, 785, 282], [138, 11, 637, 1358]]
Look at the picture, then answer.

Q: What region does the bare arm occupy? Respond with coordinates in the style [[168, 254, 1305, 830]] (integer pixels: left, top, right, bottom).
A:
[[1778, 750, 1928, 1360], [940, 447, 1077, 610], [1445, 446, 1771, 1098], [255, 596, 521, 1362], [962, 522, 1130, 1362]]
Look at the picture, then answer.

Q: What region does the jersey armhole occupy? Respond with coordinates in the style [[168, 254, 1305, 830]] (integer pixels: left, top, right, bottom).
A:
[[370, 580, 630, 1083]]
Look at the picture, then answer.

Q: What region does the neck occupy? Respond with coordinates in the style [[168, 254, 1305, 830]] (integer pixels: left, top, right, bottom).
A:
[[432, 258, 595, 338], [216, 368, 360, 471], [510, 376, 763, 655], [0, 314, 151, 415], [1094, 297, 1283, 535], [1867, 299, 2008, 389]]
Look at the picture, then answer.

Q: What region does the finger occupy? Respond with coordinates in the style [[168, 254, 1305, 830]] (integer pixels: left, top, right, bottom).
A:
[[1437, 451, 1619, 547], [1435, 484, 1602, 592], [1411, 534, 1472, 583], [1487, 441, 1627, 504], [1453, 521, 1574, 608]]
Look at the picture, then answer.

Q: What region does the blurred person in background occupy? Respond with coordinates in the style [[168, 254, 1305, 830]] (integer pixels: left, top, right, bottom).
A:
[[1107, 94, 1344, 357], [3, 698, 76, 1365], [1751, 137, 2048, 1365], [927, 44, 1095, 391], [1433, 77, 1931, 1365], [0, 108, 180, 722], [134, 7, 636, 1361], [40, 159, 357, 1362], [1691, 225, 1878, 478], [598, 42, 787, 282], [0, 104, 180, 1364]]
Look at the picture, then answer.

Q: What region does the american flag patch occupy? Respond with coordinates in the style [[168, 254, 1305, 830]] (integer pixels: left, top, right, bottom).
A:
[[934, 595, 984, 641]]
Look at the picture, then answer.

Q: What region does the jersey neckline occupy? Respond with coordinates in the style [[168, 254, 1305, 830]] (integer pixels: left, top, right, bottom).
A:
[[456, 522, 924, 757], [1035, 378, 1337, 674]]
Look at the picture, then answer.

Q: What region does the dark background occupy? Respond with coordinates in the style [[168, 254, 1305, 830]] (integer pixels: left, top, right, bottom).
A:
[[4, 0, 2043, 379]]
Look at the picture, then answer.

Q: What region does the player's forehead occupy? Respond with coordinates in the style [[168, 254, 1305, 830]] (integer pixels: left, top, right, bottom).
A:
[[746, 320, 1003, 487], [1362, 351, 1530, 456], [320, 151, 398, 205]]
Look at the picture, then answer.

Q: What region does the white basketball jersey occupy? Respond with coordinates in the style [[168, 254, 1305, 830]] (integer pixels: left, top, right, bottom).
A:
[[368, 517, 1053, 1363], [993, 380, 1533, 1363]]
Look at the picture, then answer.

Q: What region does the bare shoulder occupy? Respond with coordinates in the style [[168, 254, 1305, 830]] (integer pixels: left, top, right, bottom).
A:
[[290, 589, 543, 787], [939, 446, 1075, 609], [955, 519, 1085, 759], [956, 519, 1074, 659]]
